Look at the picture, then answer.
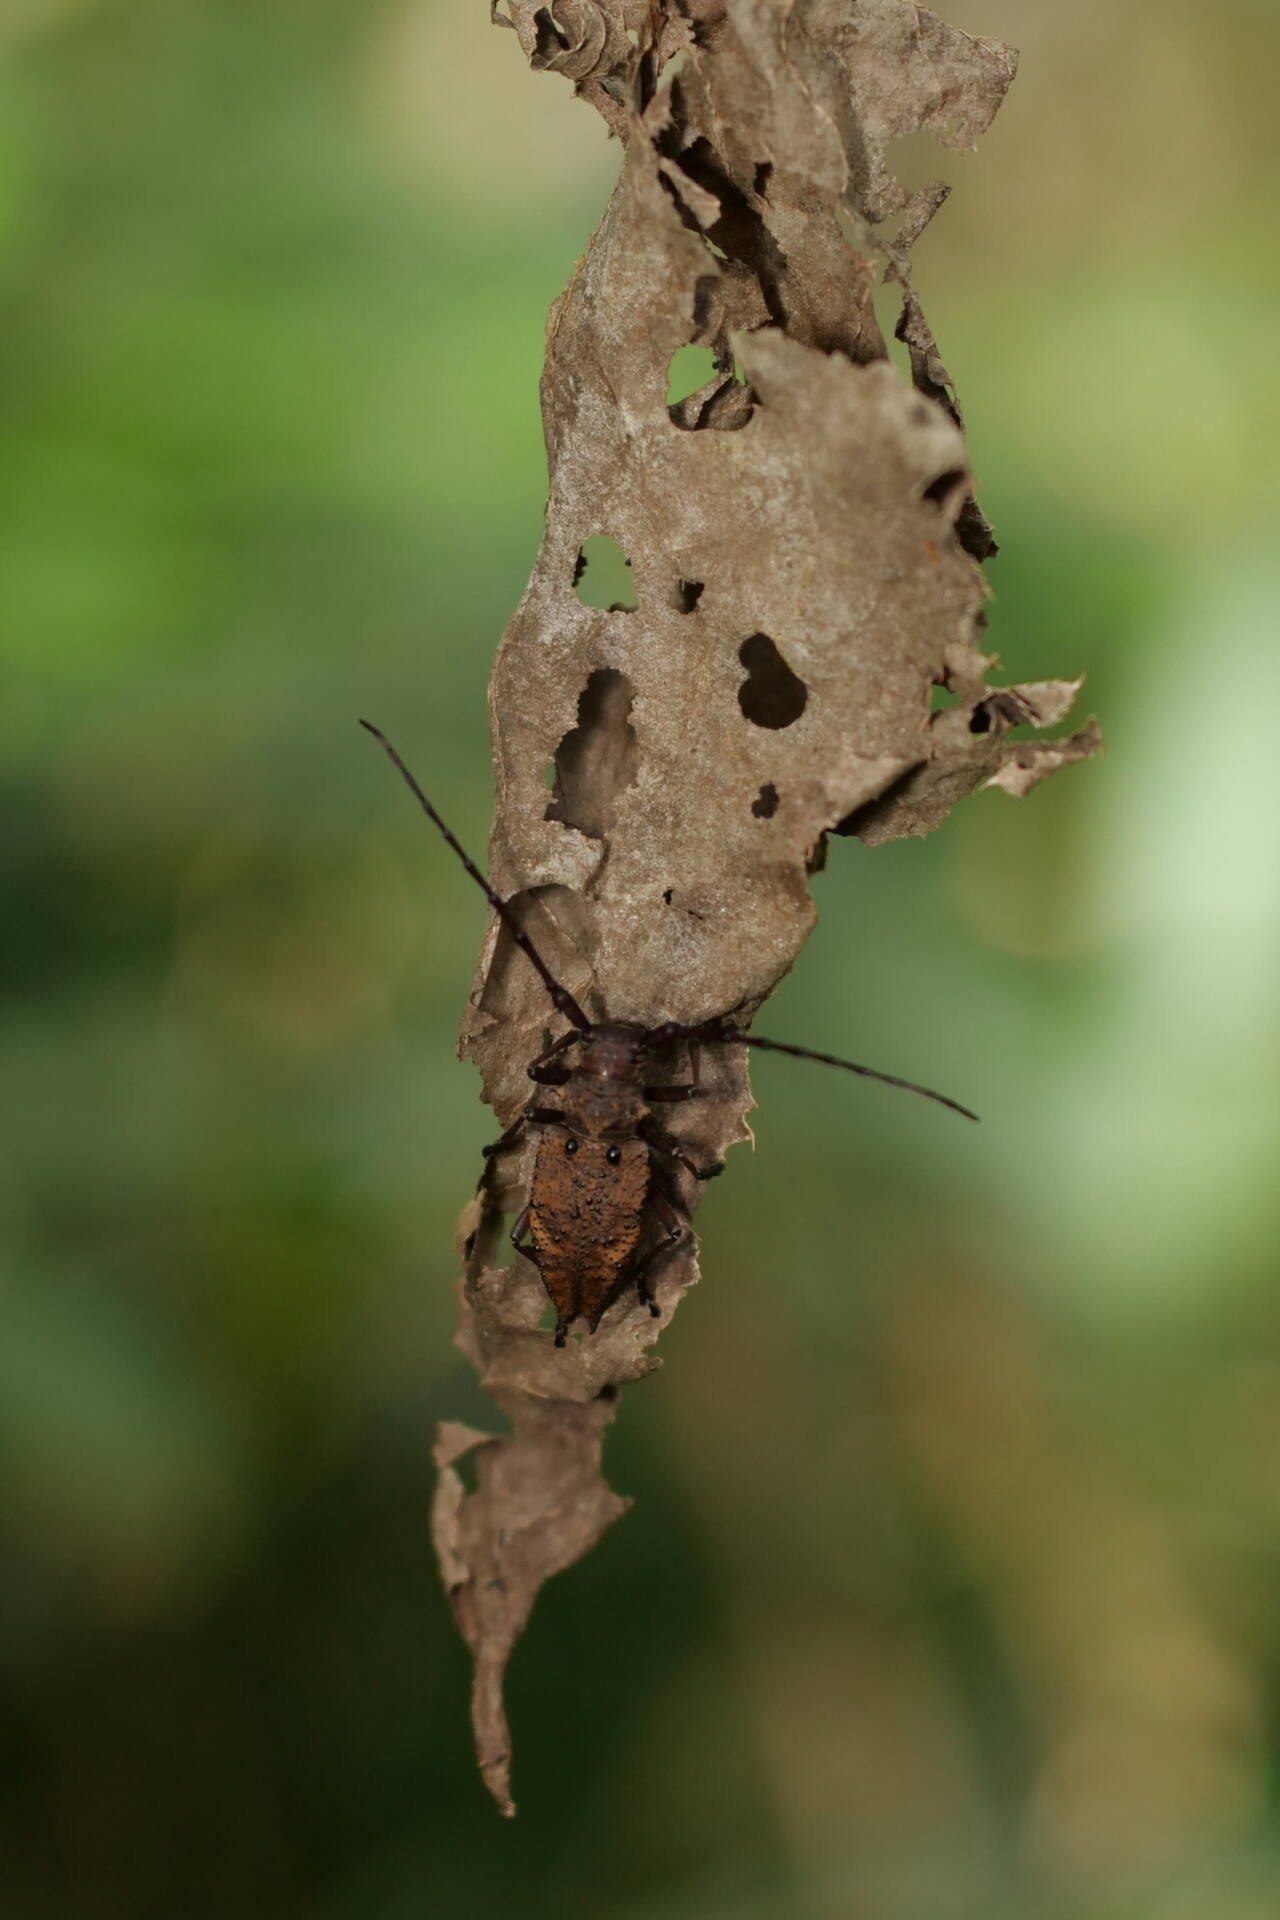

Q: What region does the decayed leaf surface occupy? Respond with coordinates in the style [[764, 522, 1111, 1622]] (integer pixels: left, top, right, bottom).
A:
[[433, 0, 1099, 1813]]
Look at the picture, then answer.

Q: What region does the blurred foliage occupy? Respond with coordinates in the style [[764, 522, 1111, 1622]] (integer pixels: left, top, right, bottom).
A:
[[2, 2, 1279, 1916]]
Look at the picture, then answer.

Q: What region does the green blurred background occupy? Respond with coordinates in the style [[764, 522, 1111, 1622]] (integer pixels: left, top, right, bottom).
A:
[[2, 2, 1278, 1915]]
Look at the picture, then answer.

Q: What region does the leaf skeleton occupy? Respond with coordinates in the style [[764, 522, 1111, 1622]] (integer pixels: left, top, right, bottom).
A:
[[361, 720, 978, 1347]]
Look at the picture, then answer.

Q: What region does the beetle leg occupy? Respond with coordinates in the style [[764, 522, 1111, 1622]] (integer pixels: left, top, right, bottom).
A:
[[641, 1118, 725, 1184], [511, 1208, 561, 1346], [648, 1187, 685, 1244], [481, 1114, 526, 1162], [528, 1026, 581, 1087], [531, 1028, 582, 1070], [528, 1062, 572, 1086], [529, 1026, 577, 1082], [633, 1247, 672, 1318], [588, 1237, 682, 1328], [480, 1101, 568, 1172], [510, 1205, 552, 1297], [630, 1190, 690, 1318], [643, 1031, 704, 1103]]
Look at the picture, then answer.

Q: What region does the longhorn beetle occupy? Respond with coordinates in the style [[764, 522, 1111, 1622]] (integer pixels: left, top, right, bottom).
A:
[[361, 721, 977, 1345]]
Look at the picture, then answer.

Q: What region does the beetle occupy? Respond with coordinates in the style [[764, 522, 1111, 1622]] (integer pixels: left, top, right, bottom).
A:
[[361, 720, 977, 1345]]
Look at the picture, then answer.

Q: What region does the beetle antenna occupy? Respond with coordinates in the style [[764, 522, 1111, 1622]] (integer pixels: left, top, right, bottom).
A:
[[723, 1029, 978, 1122], [359, 720, 591, 1032]]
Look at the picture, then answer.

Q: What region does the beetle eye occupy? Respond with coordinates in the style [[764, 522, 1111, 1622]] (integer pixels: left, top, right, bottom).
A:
[[606, 1145, 622, 1166], [564, 1137, 578, 1155]]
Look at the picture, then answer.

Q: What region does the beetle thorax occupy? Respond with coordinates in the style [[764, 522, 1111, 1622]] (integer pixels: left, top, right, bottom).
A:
[[566, 1025, 648, 1137]]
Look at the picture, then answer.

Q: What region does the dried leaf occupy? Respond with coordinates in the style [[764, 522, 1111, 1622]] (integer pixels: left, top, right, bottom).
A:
[[986, 717, 1105, 798], [431, 0, 1099, 1812], [430, 1411, 628, 1816]]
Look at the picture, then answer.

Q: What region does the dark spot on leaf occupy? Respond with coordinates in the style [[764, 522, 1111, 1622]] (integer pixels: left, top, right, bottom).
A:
[[531, 6, 571, 61], [968, 700, 993, 734], [691, 273, 718, 336], [676, 579, 703, 612], [922, 468, 968, 507], [737, 633, 808, 730], [662, 887, 674, 904], [753, 161, 773, 199], [752, 782, 780, 818]]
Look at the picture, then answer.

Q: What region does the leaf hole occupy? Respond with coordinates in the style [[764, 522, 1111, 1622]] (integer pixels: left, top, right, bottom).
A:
[[930, 684, 960, 712], [751, 782, 780, 818], [667, 345, 719, 407], [968, 700, 993, 735], [737, 633, 808, 730], [676, 579, 704, 613], [545, 668, 639, 840], [753, 161, 773, 199], [666, 353, 753, 433], [574, 534, 637, 611]]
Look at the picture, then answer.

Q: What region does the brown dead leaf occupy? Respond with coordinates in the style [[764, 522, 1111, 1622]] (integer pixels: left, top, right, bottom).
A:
[[429, 0, 1099, 1813], [986, 717, 1105, 798]]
